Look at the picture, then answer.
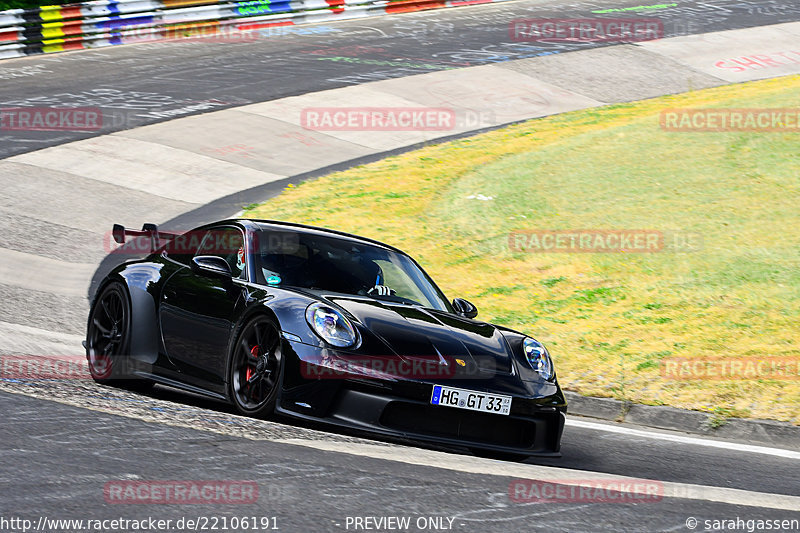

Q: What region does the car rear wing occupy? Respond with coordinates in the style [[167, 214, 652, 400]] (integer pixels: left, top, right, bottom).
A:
[[112, 223, 180, 253]]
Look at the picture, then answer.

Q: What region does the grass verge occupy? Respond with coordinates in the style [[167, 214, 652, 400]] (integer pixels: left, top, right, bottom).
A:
[[246, 74, 800, 424]]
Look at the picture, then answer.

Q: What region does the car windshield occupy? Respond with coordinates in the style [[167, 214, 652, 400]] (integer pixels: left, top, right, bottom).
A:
[[254, 229, 451, 311]]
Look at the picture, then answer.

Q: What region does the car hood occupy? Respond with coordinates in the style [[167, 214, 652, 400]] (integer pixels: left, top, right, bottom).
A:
[[326, 296, 513, 374]]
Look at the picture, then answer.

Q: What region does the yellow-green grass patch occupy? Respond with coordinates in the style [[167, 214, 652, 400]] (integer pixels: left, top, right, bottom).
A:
[[247, 75, 800, 424]]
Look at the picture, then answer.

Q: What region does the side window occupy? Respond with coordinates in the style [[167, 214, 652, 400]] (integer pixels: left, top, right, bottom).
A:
[[195, 227, 246, 279], [256, 231, 307, 286]]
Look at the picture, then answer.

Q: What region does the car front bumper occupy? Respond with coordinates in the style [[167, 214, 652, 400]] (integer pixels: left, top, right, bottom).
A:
[[276, 339, 567, 456]]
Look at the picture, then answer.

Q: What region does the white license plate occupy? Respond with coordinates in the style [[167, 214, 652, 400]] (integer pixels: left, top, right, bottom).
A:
[[430, 385, 511, 416]]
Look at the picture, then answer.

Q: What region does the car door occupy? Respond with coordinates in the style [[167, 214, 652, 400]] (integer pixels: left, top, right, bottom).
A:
[[159, 225, 247, 389]]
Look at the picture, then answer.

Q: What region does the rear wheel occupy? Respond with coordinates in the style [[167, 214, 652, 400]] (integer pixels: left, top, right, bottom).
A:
[[229, 315, 283, 417], [85, 282, 153, 391]]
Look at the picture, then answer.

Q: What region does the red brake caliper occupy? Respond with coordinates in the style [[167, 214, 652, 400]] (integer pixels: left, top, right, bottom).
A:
[[246, 345, 259, 383]]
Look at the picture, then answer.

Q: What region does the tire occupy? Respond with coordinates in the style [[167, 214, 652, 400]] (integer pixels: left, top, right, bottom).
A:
[[228, 314, 283, 418], [85, 282, 153, 392]]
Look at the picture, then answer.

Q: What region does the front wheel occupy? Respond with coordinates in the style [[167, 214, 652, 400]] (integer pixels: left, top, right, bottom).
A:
[[229, 315, 283, 417]]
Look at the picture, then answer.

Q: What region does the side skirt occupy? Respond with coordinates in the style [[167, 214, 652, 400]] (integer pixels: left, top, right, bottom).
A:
[[134, 371, 229, 402]]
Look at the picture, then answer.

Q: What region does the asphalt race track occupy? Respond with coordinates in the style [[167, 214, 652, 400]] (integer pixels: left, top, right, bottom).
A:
[[2, 0, 800, 159], [1, 0, 800, 531], [2, 384, 800, 531]]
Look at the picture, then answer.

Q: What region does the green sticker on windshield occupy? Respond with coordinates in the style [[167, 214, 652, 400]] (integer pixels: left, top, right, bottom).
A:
[[267, 275, 281, 285]]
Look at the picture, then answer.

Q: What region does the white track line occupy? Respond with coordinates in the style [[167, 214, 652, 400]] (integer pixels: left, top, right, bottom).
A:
[[566, 418, 800, 460], [276, 439, 800, 511], [0, 246, 94, 297], [0, 321, 84, 356]]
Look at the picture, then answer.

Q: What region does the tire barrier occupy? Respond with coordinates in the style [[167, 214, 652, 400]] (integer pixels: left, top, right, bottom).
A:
[[0, 0, 509, 59]]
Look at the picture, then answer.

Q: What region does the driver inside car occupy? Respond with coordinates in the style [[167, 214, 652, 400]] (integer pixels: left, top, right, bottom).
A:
[[259, 244, 394, 298]]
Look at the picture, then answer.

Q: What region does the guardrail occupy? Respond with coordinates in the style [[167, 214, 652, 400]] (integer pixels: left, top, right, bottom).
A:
[[0, 0, 507, 59]]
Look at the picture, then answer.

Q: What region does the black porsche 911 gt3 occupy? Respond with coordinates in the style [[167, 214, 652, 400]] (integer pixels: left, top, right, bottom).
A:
[[86, 219, 566, 456]]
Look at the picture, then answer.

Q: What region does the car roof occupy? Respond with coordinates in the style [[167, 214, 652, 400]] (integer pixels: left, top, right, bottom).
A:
[[214, 219, 405, 255]]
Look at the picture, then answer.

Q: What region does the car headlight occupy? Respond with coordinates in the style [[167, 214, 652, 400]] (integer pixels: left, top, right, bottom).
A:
[[305, 303, 358, 348], [523, 337, 554, 380]]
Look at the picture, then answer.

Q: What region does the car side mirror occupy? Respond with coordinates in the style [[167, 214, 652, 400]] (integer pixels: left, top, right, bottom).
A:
[[452, 298, 478, 319], [191, 255, 232, 278]]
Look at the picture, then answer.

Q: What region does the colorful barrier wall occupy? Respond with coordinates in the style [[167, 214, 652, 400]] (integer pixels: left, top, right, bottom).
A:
[[0, 0, 508, 59]]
